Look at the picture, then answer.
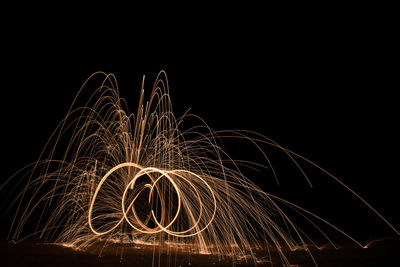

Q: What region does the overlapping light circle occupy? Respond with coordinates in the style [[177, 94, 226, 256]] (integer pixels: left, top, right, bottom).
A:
[[88, 162, 217, 238]]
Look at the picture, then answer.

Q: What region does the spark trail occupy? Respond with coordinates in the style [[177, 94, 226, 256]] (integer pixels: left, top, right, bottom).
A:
[[2, 71, 398, 266]]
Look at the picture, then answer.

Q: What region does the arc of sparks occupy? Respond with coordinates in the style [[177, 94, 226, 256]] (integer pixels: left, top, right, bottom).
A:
[[3, 70, 398, 266]]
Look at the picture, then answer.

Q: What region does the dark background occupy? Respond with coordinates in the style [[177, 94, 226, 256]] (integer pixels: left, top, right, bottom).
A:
[[1, 8, 398, 244]]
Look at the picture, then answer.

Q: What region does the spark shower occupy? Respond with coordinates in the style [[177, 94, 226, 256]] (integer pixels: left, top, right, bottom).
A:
[[2, 71, 398, 266]]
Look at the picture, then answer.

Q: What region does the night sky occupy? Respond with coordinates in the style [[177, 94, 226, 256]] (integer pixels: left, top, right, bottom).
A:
[[1, 10, 398, 245]]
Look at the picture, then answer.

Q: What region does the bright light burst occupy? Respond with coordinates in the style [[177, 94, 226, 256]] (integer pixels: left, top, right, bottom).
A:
[[2, 71, 398, 266]]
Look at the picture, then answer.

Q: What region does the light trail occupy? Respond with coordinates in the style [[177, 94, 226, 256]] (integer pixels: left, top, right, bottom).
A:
[[1, 71, 398, 266]]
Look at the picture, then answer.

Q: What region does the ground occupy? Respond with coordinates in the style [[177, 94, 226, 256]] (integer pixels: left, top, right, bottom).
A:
[[1, 239, 399, 266]]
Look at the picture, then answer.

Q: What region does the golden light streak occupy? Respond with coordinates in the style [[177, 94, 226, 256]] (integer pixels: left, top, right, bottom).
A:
[[1, 70, 398, 266]]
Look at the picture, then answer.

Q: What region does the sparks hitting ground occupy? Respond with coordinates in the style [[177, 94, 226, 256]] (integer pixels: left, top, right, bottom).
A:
[[2, 71, 398, 266]]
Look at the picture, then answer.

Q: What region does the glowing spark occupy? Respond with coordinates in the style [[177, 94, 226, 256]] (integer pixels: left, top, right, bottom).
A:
[[2, 71, 398, 266]]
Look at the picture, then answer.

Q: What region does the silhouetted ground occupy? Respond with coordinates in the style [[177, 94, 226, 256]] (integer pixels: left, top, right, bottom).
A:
[[0, 238, 399, 266]]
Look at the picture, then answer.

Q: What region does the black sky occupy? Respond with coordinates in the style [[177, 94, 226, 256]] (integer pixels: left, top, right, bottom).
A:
[[1, 9, 398, 241]]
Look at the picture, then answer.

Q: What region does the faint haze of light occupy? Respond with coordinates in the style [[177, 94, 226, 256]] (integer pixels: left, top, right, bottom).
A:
[[1, 71, 398, 266]]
